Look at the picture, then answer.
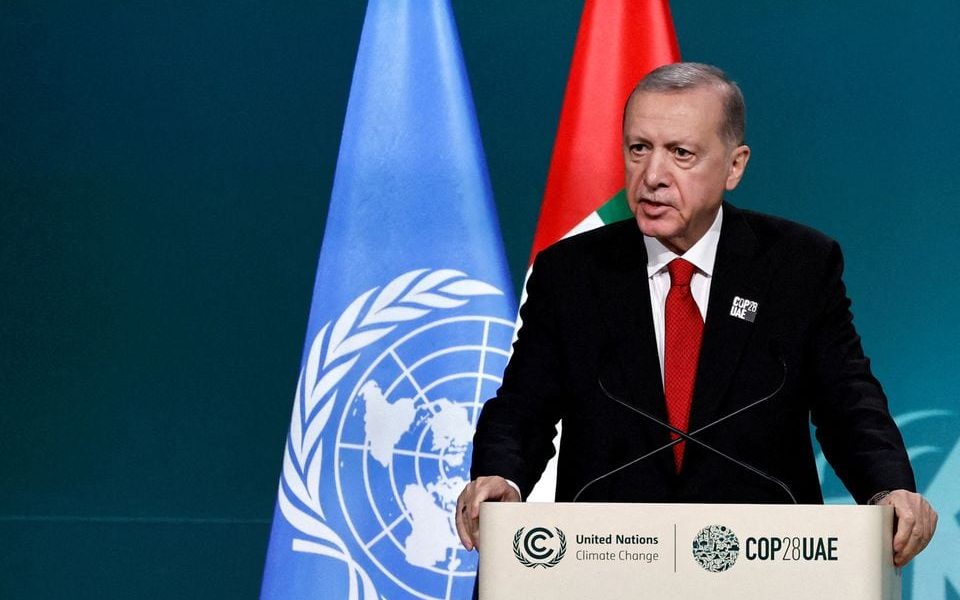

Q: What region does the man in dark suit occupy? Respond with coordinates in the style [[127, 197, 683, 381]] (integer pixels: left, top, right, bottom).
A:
[[455, 63, 936, 566]]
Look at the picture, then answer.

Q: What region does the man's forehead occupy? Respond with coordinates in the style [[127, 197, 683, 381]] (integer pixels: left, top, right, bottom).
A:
[[624, 88, 726, 139], [627, 87, 724, 115]]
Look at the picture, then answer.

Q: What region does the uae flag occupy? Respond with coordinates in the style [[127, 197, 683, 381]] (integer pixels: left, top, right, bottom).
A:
[[524, 0, 680, 500]]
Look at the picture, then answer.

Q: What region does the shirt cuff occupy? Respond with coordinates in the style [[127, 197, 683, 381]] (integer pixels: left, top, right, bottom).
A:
[[505, 478, 522, 500]]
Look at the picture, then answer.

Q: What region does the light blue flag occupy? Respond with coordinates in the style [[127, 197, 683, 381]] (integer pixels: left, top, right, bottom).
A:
[[260, 1, 516, 599]]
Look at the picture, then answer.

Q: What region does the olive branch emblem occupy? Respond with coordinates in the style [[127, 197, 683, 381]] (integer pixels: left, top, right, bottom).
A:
[[513, 527, 567, 568], [276, 268, 503, 600]]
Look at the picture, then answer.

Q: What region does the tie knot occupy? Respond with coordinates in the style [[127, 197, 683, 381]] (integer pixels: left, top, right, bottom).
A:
[[668, 258, 696, 287]]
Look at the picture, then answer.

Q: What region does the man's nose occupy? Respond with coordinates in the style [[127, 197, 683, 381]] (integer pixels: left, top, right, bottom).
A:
[[643, 151, 670, 190]]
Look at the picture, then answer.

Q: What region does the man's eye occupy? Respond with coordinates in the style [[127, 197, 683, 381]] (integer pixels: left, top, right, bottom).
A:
[[629, 143, 648, 154], [674, 147, 693, 158]]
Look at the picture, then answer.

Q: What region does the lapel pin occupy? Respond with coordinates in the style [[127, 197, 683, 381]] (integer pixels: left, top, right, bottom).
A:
[[729, 295, 759, 323]]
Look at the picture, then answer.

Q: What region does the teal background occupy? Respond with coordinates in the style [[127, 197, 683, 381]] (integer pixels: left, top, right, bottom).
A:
[[1, 1, 957, 597]]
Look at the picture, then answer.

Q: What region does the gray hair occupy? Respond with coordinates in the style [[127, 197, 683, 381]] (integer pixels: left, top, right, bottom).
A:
[[627, 62, 746, 146]]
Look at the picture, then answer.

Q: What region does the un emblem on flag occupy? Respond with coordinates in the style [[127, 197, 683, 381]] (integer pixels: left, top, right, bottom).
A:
[[335, 315, 514, 596], [277, 269, 515, 600]]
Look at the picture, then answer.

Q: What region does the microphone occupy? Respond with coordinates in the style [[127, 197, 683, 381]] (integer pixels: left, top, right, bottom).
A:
[[572, 352, 794, 503]]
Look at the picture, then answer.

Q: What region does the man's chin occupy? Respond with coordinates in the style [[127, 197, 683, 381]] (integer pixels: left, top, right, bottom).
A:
[[634, 215, 678, 240]]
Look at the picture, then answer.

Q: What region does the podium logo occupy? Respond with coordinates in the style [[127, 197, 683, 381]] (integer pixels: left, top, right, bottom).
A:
[[512, 527, 567, 568], [692, 525, 740, 572]]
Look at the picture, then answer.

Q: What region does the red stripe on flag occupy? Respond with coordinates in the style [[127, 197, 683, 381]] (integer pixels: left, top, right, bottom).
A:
[[529, 0, 680, 263]]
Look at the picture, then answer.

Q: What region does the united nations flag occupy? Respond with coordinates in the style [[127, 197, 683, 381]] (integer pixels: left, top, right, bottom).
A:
[[259, 1, 517, 598]]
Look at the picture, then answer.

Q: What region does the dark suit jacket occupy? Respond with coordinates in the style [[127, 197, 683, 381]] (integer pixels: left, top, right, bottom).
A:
[[471, 203, 915, 504]]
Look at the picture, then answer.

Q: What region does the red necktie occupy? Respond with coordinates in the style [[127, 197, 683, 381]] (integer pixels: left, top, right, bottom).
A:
[[664, 258, 703, 473]]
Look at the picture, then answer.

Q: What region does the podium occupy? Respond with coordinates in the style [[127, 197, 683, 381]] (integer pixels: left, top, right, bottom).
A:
[[479, 503, 899, 599]]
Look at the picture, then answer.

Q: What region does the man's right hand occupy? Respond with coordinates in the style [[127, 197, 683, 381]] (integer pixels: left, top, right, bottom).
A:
[[455, 476, 521, 551]]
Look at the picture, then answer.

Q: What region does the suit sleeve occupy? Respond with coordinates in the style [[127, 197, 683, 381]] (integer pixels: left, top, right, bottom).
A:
[[808, 241, 916, 503], [470, 249, 567, 498]]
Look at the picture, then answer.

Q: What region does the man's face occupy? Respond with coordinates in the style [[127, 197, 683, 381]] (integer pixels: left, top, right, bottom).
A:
[[623, 86, 750, 254]]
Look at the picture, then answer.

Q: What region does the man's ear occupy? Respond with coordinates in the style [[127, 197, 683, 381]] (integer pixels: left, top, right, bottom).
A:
[[725, 144, 750, 191]]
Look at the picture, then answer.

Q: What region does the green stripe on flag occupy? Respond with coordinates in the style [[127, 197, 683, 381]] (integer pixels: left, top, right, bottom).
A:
[[596, 189, 633, 224]]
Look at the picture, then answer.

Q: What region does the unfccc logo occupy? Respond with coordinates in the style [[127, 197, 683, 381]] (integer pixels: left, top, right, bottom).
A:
[[513, 527, 567, 568]]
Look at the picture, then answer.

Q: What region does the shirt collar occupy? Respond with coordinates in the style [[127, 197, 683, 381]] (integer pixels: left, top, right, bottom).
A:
[[644, 206, 723, 279]]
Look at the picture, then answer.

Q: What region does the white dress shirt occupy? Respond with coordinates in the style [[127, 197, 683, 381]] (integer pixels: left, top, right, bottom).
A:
[[643, 206, 723, 382]]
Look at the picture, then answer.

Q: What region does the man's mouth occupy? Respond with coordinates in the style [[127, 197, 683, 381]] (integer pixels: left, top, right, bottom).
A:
[[638, 197, 674, 215]]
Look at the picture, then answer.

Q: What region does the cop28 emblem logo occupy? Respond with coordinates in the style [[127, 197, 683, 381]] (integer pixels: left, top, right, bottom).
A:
[[513, 527, 567, 568], [276, 269, 514, 600], [692, 525, 740, 572]]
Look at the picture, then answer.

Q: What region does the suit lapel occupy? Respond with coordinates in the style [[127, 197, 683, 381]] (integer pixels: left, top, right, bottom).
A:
[[688, 204, 764, 432], [591, 222, 674, 475]]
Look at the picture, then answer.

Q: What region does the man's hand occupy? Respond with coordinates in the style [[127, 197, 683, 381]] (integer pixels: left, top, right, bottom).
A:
[[455, 476, 521, 551], [878, 489, 937, 567]]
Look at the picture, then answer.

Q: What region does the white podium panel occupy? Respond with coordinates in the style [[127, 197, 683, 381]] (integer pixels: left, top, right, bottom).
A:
[[479, 503, 899, 600]]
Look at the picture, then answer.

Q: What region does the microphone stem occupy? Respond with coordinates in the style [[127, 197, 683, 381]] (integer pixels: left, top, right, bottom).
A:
[[572, 358, 790, 503]]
